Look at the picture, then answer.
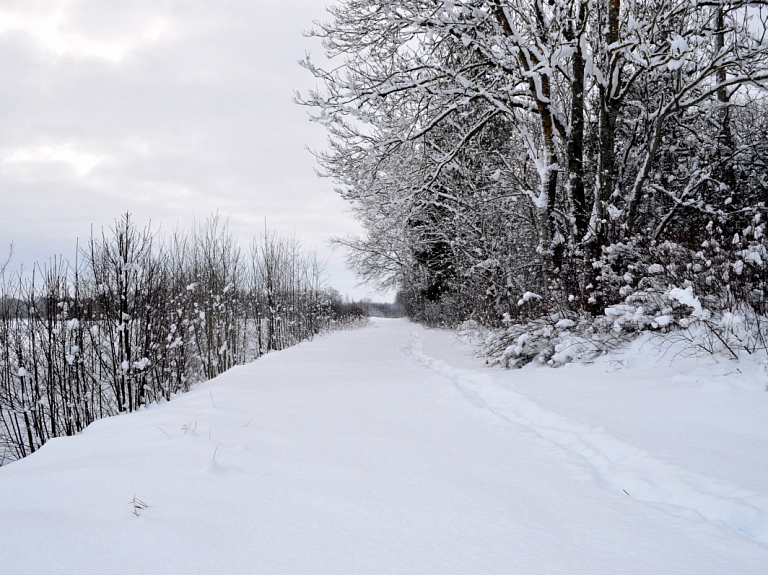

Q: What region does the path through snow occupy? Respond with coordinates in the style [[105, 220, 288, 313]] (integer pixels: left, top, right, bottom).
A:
[[409, 327, 768, 543], [0, 318, 766, 574]]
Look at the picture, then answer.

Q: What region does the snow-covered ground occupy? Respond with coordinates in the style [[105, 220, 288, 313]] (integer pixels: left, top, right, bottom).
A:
[[1, 318, 766, 574]]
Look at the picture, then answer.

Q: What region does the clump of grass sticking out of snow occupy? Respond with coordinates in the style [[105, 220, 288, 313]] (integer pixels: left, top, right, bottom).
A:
[[130, 495, 148, 517]]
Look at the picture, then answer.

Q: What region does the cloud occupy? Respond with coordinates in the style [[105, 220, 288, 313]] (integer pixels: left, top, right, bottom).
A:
[[0, 0, 172, 63], [2, 142, 105, 176], [0, 0, 391, 301]]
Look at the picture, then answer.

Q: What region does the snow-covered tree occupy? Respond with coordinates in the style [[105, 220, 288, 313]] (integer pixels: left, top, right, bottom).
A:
[[301, 0, 768, 322]]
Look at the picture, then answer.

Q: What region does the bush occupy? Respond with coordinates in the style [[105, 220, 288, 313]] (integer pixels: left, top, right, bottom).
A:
[[0, 214, 352, 464]]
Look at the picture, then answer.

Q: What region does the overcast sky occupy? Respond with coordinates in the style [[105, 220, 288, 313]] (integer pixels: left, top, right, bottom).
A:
[[0, 0, 389, 301]]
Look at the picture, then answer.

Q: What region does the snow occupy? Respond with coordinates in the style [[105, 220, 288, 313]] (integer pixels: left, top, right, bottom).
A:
[[132, 357, 150, 371], [668, 285, 704, 316], [1, 318, 767, 574], [667, 35, 689, 70], [654, 314, 673, 327], [517, 291, 541, 306]]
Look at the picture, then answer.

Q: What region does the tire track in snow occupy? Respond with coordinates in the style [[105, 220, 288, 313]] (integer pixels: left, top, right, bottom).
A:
[[406, 329, 768, 545]]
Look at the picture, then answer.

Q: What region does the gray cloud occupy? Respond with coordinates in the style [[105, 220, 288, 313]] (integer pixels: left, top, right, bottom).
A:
[[0, 0, 387, 300]]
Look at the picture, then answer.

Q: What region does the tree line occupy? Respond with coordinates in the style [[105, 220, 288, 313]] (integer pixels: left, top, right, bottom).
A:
[[0, 214, 359, 463], [301, 1, 768, 337]]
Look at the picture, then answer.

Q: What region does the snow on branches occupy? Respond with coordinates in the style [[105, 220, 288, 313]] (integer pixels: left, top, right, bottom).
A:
[[300, 0, 768, 341]]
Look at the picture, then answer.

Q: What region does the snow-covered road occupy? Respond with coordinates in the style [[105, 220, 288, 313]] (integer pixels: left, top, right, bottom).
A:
[[1, 318, 766, 574]]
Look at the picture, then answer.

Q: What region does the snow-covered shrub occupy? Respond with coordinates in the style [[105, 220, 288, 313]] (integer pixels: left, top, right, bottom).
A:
[[478, 230, 768, 367], [479, 313, 629, 368], [588, 232, 768, 358], [0, 214, 355, 465], [665, 304, 768, 360]]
